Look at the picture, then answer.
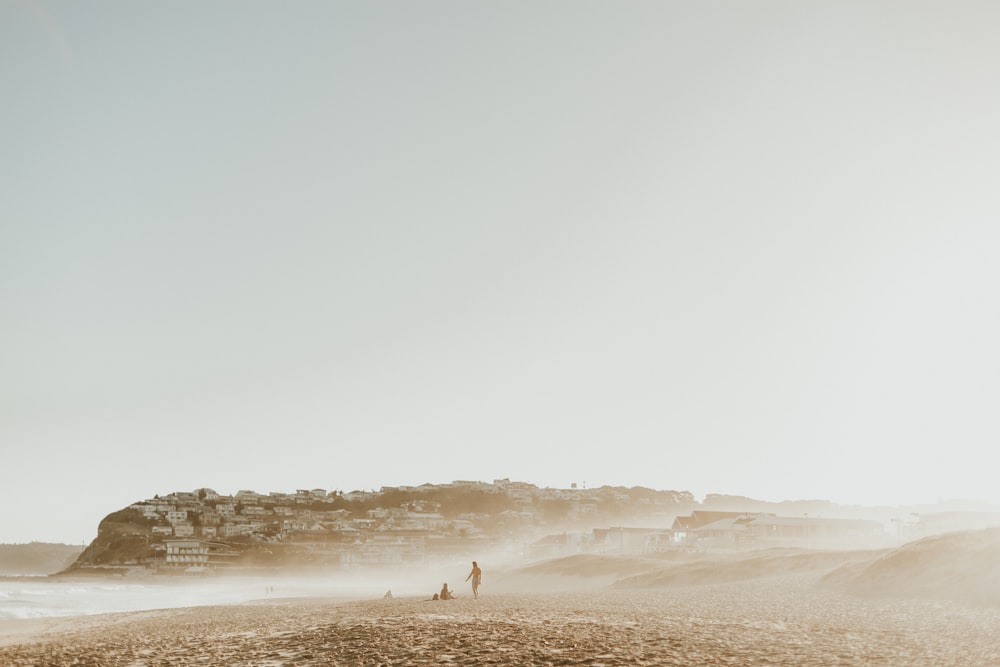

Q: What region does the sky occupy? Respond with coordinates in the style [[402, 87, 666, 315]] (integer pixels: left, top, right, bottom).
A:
[[3, 1, 1000, 544]]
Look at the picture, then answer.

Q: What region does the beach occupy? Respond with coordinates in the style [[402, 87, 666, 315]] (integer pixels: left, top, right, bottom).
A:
[[2, 575, 999, 666]]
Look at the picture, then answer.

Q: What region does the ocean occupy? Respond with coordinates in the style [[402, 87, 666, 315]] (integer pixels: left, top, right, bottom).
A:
[[0, 576, 387, 620]]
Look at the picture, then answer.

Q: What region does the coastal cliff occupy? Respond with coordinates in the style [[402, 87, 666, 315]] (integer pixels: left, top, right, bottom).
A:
[[66, 480, 1000, 575], [67, 481, 696, 572]]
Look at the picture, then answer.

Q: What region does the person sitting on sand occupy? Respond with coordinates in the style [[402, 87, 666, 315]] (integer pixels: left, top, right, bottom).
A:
[[439, 583, 454, 600], [383, 590, 392, 599]]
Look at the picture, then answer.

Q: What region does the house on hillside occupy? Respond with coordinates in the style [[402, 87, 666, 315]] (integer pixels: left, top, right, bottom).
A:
[[173, 523, 195, 537], [344, 490, 377, 502], [200, 511, 221, 526], [163, 540, 238, 570], [220, 523, 254, 538], [131, 504, 160, 520], [396, 512, 447, 531]]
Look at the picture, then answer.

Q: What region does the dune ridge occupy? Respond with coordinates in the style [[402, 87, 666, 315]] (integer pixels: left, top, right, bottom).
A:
[[821, 526, 1000, 605], [502, 527, 1000, 608]]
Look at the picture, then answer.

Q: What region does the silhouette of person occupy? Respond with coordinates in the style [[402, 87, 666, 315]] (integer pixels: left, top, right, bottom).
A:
[[383, 589, 392, 599], [439, 583, 454, 600], [465, 561, 482, 599]]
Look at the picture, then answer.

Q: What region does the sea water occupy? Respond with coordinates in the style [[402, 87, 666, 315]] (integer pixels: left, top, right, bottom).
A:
[[0, 576, 383, 620]]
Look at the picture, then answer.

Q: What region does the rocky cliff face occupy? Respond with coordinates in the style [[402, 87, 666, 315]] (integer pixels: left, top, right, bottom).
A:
[[70, 509, 161, 569]]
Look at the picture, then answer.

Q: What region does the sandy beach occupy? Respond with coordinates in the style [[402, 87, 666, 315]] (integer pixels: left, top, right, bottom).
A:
[[2, 574, 999, 666]]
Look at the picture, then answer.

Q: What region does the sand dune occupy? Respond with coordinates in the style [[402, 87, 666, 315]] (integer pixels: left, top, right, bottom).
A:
[[508, 529, 1000, 608], [822, 527, 1000, 606], [515, 553, 667, 578], [499, 549, 878, 591], [494, 553, 667, 591], [611, 549, 878, 589]]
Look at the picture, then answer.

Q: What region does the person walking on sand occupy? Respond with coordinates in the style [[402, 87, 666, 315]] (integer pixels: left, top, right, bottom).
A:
[[465, 561, 482, 599]]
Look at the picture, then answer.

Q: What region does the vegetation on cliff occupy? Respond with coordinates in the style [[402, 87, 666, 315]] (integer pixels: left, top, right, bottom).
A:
[[73, 509, 160, 568]]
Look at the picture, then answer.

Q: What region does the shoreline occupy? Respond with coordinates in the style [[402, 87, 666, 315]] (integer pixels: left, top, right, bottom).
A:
[[2, 577, 999, 666], [0, 609, 171, 648], [0, 573, 388, 634]]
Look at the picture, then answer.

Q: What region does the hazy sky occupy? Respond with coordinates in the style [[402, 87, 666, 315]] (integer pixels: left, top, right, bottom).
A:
[[3, 1, 1000, 544]]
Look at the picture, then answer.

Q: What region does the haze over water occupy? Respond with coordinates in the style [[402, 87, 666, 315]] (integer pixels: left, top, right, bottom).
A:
[[0, 574, 411, 621]]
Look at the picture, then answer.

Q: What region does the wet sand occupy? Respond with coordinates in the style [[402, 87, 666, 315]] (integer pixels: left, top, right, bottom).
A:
[[2, 575, 999, 666]]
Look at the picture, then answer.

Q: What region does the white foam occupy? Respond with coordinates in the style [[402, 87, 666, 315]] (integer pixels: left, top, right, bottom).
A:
[[0, 577, 372, 620]]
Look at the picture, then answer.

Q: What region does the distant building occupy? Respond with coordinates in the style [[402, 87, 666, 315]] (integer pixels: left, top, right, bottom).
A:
[[671, 511, 754, 543], [164, 540, 237, 569], [749, 515, 883, 545], [668, 511, 884, 549], [173, 523, 195, 537]]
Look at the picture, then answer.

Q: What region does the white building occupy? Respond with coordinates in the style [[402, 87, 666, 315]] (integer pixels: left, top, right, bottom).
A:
[[173, 523, 195, 537]]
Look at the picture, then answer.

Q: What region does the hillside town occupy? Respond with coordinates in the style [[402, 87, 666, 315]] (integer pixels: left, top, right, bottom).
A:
[[71, 479, 1000, 573], [101, 479, 693, 571]]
